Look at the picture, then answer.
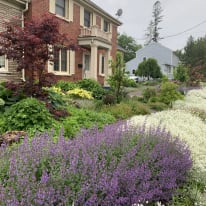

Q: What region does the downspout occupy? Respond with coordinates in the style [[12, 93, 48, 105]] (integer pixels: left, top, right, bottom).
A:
[[21, 0, 30, 81]]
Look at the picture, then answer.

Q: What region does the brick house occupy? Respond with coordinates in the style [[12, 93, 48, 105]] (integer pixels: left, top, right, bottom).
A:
[[0, 0, 29, 82], [0, 0, 122, 85]]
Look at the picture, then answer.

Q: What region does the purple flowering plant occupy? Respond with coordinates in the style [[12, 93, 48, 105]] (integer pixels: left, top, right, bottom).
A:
[[0, 121, 192, 205]]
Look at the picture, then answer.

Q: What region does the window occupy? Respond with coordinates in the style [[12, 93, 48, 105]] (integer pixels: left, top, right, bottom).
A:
[[99, 54, 106, 75], [103, 20, 110, 32], [84, 54, 90, 71], [101, 56, 105, 74], [55, 0, 65, 17], [52, 47, 75, 75], [54, 47, 67, 72], [0, 55, 7, 71], [84, 9, 91, 27]]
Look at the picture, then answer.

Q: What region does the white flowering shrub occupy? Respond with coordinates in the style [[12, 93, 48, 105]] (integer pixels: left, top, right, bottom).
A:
[[174, 87, 206, 112], [129, 109, 206, 182]]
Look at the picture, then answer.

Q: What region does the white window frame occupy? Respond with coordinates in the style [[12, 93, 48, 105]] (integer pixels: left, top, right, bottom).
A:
[[49, 0, 73, 22], [84, 9, 92, 28], [0, 55, 8, 72], [48, 47, 75, 76]]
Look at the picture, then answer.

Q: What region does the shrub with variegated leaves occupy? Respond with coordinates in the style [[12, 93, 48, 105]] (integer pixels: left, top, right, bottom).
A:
[[67, 88, 93, 99]]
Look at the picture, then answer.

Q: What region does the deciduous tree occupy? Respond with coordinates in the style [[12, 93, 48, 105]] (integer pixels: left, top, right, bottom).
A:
[[118, 33, 142, 62], [136, 58, 162, 80], [0, 14, 75, 95]]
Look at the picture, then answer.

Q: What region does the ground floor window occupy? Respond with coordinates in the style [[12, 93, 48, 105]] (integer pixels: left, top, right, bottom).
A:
[[0, 55, 8, 71], [50, 47, 75, 75]]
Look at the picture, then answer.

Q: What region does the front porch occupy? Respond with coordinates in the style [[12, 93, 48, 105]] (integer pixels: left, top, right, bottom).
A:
[[78, 35, 112, 85]]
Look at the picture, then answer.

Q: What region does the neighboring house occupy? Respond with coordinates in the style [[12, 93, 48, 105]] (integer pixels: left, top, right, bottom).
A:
[[0, 0, 29, 82], [0, 0, 122, 86], [126, 42, 179, 79]]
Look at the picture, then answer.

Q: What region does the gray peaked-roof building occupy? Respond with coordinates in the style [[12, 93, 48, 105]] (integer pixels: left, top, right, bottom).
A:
[[126, 42, 179, 79]]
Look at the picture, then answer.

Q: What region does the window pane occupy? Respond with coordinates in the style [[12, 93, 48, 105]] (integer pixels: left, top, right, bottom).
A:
[[54, 48, 60, 71], [61, 48, 67, 72], [84, 10, 91, 27], [0, 55, 5, 69], [104, 20, 109, 32], [56, 0, 65, 7], [85, 54, 90, 71], [101, 56, 105, 74], [55, 0, 65, 17]]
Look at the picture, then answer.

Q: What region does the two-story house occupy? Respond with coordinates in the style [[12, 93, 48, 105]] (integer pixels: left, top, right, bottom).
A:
[[126, 42, 179, 79], [0, 0, 122, 86]]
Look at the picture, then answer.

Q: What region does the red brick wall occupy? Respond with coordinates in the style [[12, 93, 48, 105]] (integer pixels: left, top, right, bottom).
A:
[[25, 0, 119, 84]]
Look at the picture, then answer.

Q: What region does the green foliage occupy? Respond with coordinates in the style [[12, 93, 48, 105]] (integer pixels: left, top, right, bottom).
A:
[[67, 88, 94, 100], [159, 82, 183, 107], [55, 80, 77, 91], [142, 87, 157, 103], [63, 107, 116, 138], [2, 98, 54, 132], [136, 58, 162, 79], [0, 83, 24, 110], [123, 78, 137, 87], [43, 86, 66, 109], [173, 63, 189, 83], [148, 102, 168, 111], [77, 79, 107, 100], [170, 173, 206, 206], [108, 52, 127, 103], [180, 35, 206, 82], [117, 33, 142, 62], [100, 100, 150, 120], [102, 94, 116, 105]]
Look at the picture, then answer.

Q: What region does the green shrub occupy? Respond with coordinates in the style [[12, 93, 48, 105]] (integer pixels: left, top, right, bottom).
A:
[[102, 93, 116, 105], [159, 82, 183, 107], [100, 100, 150, 120], [148, 102, 168, 111], [124, 98, 151, 115], [123, 78, 137, 87], [77, 79, 106, 100], [63, 107, 116, 138], [67, 88, 93, 99], [2, 98, 54, 131], [43, 86, 66, 109], [55, 80, 77, 91], [142, 87, 157, 102]]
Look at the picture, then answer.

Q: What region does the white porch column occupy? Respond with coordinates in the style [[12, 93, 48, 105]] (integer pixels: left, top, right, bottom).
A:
[[90, 43, 98, 80], [103, 49, 111, 86]]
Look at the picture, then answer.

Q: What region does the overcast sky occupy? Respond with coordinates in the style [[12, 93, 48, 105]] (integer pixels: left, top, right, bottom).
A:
[[92, 0, 206, 51]]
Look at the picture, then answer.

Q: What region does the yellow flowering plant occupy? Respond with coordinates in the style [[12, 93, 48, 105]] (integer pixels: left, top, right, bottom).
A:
[[67, 88, 93, 100]]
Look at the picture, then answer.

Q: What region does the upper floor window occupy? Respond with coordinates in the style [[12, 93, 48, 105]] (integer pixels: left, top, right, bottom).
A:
[[84, 9, 91, 27], [50, 0, 73, 21], [103, 20, 110, 32], [55, 0, 66, 17]]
